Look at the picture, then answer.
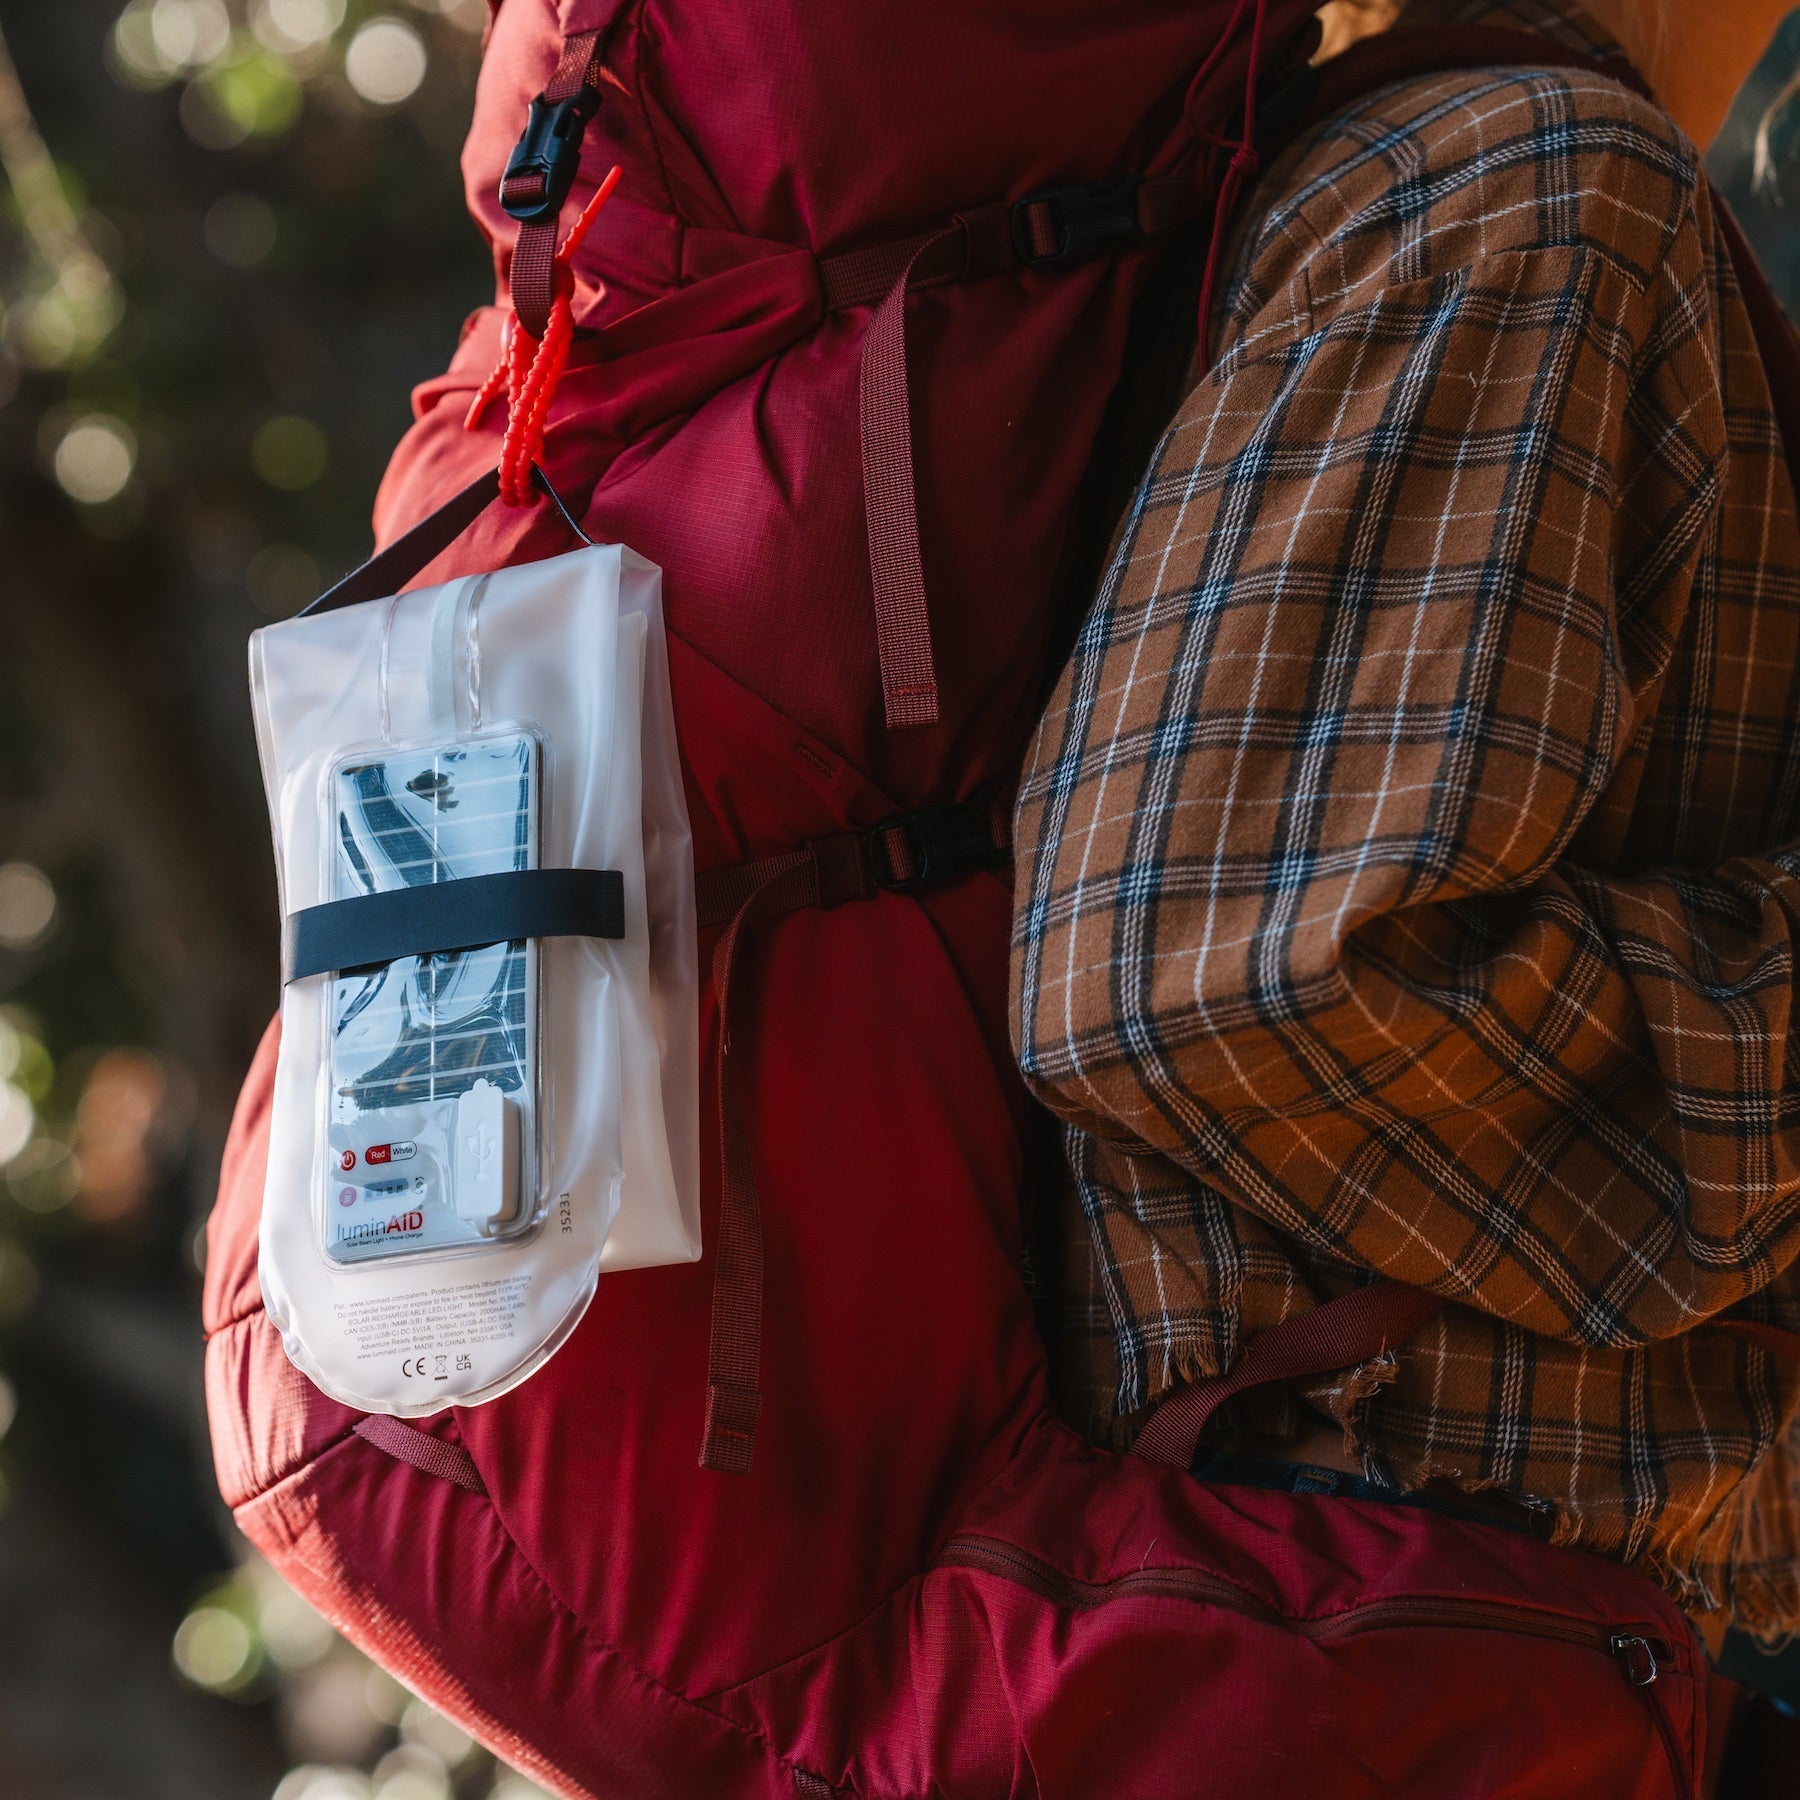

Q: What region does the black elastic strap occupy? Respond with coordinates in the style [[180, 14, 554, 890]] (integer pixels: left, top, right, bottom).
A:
[[283, 867, 624, 983], [302, 464, 593, 618], [306, 468, 501, 617]]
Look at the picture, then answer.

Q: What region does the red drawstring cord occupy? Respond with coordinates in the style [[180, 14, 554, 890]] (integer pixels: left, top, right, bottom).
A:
[[1196, 0, 1270, 369], [466, 163, 623, 507]]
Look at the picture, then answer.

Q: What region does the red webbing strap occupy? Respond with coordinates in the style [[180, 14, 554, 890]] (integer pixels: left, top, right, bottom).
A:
[[860, 229, 958, 731], [822, 229, 959, 313], [505, 29, 605, 342], [695, 835, 872, 933], [353, 1416, 487, 1494], [699, 850, 859, 1472], [1131, 1280, 1446, 1468]]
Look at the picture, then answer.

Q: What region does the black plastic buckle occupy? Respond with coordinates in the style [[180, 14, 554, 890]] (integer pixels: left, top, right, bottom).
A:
[[1010, 178, 1148, 268], [500, 87, 602, 225], [866, 798, 1008, 894]]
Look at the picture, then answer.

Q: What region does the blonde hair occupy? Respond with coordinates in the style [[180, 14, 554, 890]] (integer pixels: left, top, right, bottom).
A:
[[1313, 0, 1405, 62]]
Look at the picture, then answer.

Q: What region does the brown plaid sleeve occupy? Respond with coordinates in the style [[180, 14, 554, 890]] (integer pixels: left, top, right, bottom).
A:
[[1013, 57, 1800, 1628]]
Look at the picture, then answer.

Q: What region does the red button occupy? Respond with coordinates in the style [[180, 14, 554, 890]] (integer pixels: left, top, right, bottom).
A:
[[340, 1149, 356, 1172], [366, 1144, 391, 1165]]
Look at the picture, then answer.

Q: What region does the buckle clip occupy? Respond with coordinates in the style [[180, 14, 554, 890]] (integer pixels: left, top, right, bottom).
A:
[[1010, 178, 1148, 268], [500, 87, 602, 225], [866, 798, 1009, 895], [1609, 1635, 1663, 1688]]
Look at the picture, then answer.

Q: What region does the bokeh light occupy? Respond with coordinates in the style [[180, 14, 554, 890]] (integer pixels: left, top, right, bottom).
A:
[[398, 1697, 475, 1769], [0, 1086, 33, 1167], [253, 413, 330, 489], [148, 0, 232, 72], [72, 1047, 168, 1222], [204, 190, 279, 266], [5, 1137, 80, 1213], [108, 3, 181, 89], [253, 0, 348, 56], [273, 1769, 372, 1800], [488, 1776, 557, 1800], [248, 541, 322, 614], [362, 1665, 410, 1728], [404, 0, 486, 29], [0, 863, 57, 949], [344, 18, 426, 106], [283, 1654, 389, 1765], [249, 1562, 337, 1670], [1, 1016, 55, 1105], [369, 1744, 449, 1800], [172, 1603, 258, 1692], [52, 415, 136, 503], [0, 1239, 39, 1325], [190, 48, 305, 145]]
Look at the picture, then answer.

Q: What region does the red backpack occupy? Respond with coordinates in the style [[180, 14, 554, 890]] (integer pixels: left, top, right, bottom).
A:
[[204, 10, 1794, 1795]]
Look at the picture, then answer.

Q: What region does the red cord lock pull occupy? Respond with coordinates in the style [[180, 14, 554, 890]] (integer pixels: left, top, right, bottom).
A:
[[467, 163, 622, 508]]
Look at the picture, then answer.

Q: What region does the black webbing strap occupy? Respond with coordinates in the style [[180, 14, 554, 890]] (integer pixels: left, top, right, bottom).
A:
[[305, 467, 502, 617], [301, 463, 594, 619], [283, 867, 624, 983]]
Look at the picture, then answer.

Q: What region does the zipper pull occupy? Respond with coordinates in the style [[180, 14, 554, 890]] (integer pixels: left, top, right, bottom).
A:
[[1610, 1633, 1662, 1686]]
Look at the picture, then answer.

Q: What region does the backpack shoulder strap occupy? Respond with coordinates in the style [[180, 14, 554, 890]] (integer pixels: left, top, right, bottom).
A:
[[1132, 1280, 1444, 1467]]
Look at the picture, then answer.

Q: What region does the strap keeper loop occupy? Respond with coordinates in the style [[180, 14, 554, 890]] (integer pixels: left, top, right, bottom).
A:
[[700, 1381, 762, 1474]]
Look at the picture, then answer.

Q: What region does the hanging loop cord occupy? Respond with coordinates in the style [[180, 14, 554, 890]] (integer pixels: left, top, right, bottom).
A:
[[468, 166, 623, 507], [467, 27, 619, 507], [1194, 0, 1271, 366], [468, 163, 622, 507]]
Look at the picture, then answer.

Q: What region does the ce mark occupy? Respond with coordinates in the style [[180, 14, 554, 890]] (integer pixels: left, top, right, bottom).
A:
[[400, 1354, 430, 1378]]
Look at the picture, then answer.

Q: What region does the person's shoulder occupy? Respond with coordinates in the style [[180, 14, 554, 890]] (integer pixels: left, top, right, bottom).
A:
[[1223, 54, 1705, 355]]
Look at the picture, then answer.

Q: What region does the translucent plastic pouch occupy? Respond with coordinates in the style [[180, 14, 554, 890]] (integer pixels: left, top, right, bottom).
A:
[[251, 543, 699, 1416]]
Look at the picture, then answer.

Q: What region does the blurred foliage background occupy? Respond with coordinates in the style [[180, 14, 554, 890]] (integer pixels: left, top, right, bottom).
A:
[[0, 4, 1792, 1797]]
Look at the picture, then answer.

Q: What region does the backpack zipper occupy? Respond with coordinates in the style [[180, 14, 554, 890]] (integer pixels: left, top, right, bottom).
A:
[[936, 1535, 1693, 1800]]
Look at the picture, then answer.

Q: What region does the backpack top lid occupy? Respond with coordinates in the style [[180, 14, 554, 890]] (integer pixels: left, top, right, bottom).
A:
[[464, 0, 1325, 325], [423, 0, 1325, 794]]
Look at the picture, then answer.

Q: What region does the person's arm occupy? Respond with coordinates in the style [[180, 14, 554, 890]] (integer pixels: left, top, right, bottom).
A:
[[1013, 155, 1800, 1352]]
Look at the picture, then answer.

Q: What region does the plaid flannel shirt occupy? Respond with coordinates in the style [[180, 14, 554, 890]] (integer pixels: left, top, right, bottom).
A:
[[1012, 0, 1800, 1633]]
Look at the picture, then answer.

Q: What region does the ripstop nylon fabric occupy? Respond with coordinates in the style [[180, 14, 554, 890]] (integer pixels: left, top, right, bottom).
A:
[[204, 6, 1721, 1793]]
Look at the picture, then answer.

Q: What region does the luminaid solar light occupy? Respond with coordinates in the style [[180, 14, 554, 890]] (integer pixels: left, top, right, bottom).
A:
[[250, 542, 699, 1415]]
